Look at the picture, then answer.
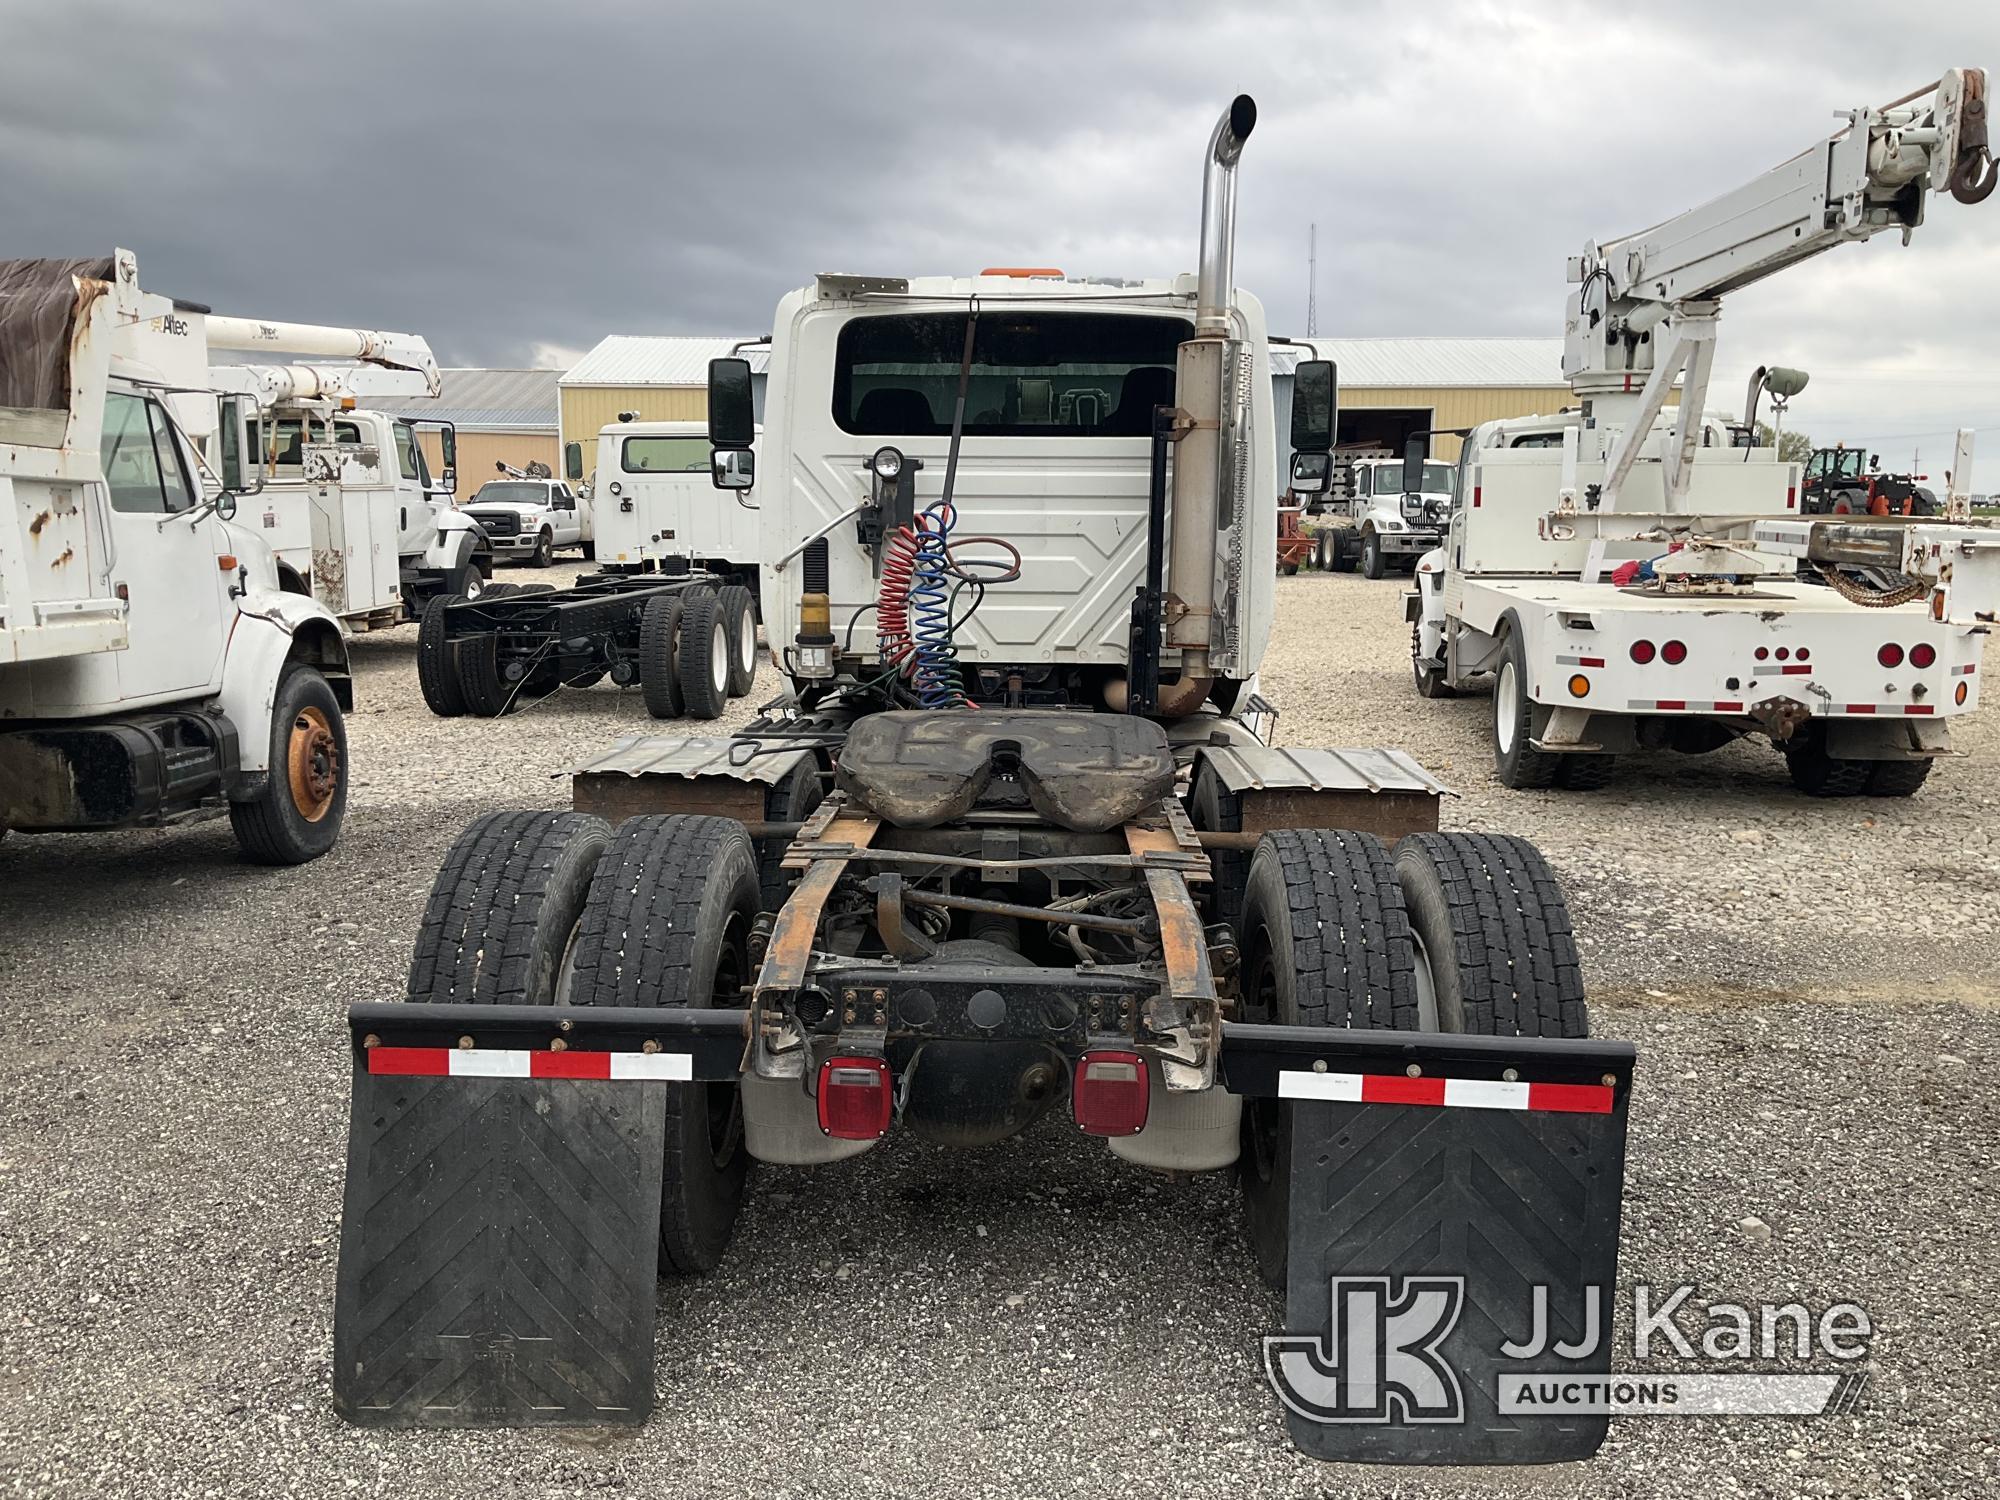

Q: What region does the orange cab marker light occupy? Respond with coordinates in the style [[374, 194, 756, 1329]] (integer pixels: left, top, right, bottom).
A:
[[217, 554, 238, 571], [980, 266, 1065, 278]]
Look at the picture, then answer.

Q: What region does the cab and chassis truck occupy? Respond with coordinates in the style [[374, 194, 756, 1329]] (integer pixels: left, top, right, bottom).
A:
[[332, 98, 1636, 1466]]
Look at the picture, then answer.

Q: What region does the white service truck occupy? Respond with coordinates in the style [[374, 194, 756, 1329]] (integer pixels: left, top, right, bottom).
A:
[[588, 417, 761, 604], [0, 251, 353, 861], [1410, 68, 1999, 796], [209, 321, 492, 623], [1313, 453, 1457, 578]]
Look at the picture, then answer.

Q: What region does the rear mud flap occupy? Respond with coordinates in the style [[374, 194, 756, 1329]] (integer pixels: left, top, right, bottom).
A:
[[332, 1057, 668, 1427], [1269, 1093, 1627, 1465]]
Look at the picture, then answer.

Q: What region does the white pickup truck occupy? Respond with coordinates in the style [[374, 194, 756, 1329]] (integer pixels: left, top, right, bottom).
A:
[[459, 477, 593, 566]]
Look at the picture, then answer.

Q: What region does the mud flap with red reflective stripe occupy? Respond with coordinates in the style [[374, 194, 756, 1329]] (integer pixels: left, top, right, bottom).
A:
[[332, 1047, 669, 1426], [1266, 1080, 1629, 1465]]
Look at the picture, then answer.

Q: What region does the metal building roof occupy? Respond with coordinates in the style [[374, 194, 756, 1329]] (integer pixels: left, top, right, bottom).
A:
[[1270, 338, 1564, 387], [362, 368, 559, 431], [561, 336, 767, 387]]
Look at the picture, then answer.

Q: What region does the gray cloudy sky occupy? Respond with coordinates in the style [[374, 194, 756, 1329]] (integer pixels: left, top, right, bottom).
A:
[[5, 0, 1997, 484]]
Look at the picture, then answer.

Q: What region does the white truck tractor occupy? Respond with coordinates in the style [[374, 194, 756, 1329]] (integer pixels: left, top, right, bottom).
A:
[[460, 472, 592, 568], [1314, 453, 1457, 577], [1411, 68, 1998, 796], [0, 251, 353, 862], [333, 98, 1637, 1469], [208, 321, 491, 622], [588, 417, 761, 602]]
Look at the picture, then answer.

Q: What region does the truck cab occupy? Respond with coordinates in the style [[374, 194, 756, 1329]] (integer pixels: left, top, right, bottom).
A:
[[745, 271, 1276, 703], [1334, 455, 1456, 578], [1, 251, 355, 861], [230, 402, 485, 620], [460, 476, 589, 567], [587, 418, 759, 598]]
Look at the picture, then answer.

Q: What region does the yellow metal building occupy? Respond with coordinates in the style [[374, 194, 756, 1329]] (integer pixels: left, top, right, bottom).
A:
[[1273, 339, 1574, 463]]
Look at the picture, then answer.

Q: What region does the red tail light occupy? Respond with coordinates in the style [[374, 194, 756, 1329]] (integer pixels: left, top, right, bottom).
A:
[[1630, 640, 1656, 664], [1878, 644, 1905, 668], [1754, 647, 1769, 661], [1910, 643, 1937, 669], [1661, 640, 1688, 665], [1073, 1051, 1149, 1137], [1775, 647, 1790, 660], [817, 1056, 893, 1140], [1796, 647, 1810, 661]]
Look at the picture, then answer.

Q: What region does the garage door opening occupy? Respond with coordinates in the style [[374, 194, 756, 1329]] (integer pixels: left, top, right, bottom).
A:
[[1331, 407, 1433, 500]]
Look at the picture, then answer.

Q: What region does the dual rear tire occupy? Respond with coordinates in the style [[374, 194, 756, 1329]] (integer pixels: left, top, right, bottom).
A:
[[639, 585, 759, 721], [1784, 729, 1933, 797], [1236, 827, 1587, 1287], [406, 810, 760, 1275]]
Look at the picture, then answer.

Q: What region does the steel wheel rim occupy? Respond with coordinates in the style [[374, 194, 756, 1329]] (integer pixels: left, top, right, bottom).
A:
[[1496, 660, 1519, 755], [710, 623, 729, 692], [736, 606, 756, 675], [1410, 929, 1442, 1032], [463, 574, 483, 599], [286, 705, 340, 823]]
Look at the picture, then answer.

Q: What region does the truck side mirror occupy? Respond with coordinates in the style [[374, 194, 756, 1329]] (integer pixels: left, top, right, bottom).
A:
[[1402, 435, 1428, 496], [438, 422, 457, 495], [1288, 451, 1331, 495], [1290, 359, 1336, 454], [709, 358, 756, 449], [218, 393, 265, 497], [712, 448, 755, 491], [564, 441, 584, 481]]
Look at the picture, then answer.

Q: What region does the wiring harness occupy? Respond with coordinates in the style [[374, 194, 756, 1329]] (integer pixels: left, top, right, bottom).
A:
[[874, 501, 1022, 709]]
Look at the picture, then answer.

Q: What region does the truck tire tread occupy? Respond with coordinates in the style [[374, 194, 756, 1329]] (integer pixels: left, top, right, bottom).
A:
[[455, 630, 513, 717], [1865, 757, 1933, 797], [1243, 828, 1417, 1030], [564, 814, 759, 1276], [639, 594, 685, 719], [417, 595, 466, 717], [1394, 832, 1587, 1038], [677, 588, 729, 720], [406, 810, 610, 1006]]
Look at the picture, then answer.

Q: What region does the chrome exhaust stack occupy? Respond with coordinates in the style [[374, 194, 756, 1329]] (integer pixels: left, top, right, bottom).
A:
[[1165, 94, 1256, 684], [1195, 95, 1258, 337]]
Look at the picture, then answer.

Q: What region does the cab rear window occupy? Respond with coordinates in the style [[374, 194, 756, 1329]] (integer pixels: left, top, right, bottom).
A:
[[832, 312, 1191, 437]]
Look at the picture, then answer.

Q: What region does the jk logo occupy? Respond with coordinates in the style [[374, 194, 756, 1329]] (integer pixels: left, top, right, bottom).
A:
[[1264, 1276, 1466, 1424]]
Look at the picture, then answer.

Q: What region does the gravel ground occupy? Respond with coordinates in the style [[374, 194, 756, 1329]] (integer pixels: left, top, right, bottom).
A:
[[2, 563, 1995, 1498]]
